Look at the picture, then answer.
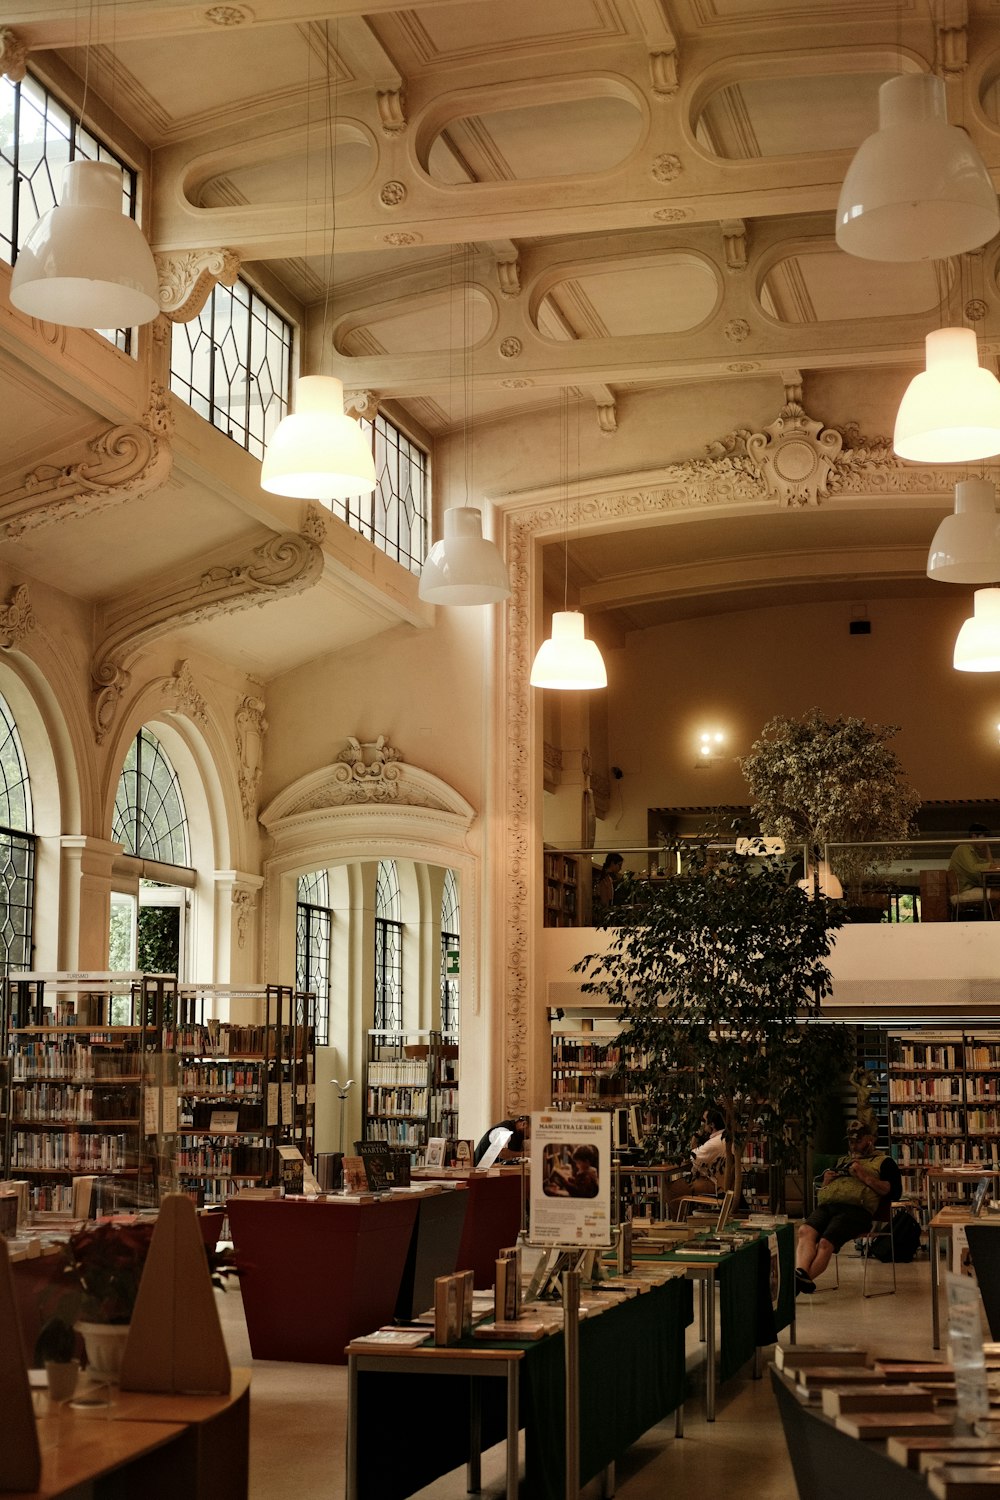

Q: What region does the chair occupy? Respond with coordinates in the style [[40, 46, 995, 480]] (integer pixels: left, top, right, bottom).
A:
[[855, 1197, 896, 1297], [949, 870, 990, 920]]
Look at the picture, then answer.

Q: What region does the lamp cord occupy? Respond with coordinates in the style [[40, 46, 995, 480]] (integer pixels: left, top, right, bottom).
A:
[[321, 19, 340, 359]]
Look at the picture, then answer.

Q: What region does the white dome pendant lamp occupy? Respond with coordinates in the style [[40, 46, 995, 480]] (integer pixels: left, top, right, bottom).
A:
[[836, 73, 999, 262], [954, 588, 1000, 671], [894, 328, 1000, 464], [260, 375, 376, 500], [419, 506, 511, 605], [530, 610, 607, 690], [9, 159, 160, 329], [928, 478, 1000, 582]]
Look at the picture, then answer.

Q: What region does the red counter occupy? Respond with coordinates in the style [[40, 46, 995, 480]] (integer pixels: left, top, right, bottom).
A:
[[412, 1169, 524, 1288], [227, 1195, 421, 1364]]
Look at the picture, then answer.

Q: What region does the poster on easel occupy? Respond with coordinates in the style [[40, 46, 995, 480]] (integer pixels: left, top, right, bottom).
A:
[[529, 1111, 611, 1247]]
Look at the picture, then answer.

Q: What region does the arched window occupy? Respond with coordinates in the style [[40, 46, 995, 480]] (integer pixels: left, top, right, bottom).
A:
[[440, 868, 460, 1035], [297, 870, 331, 1045], [0, 691, 34, 970], [374, 859, 403, 1031], [110, 728, 192, 976]]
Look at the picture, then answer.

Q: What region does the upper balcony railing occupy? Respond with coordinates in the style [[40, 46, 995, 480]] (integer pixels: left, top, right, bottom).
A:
[[543, 838, 994, 928]]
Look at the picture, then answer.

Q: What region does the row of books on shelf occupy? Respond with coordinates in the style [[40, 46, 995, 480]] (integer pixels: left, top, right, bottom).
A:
[[894, 1141, 999, 1166], [366, 1085, 428, 1114], [177, 1143, 270, 1173], [178, 1061, 264, 1095], [180, 1100, 266, 1130], [11, 1042, 144, 1080], [368, 1058, 432, 1086], [362, 1120, 426, 1147], [10, 1084, 139, 1121], [552, 1076, 639, 1098], [178, 1176, 260, 1206], [165, 1021, 314, 1057], [551, 1041, 623, 1067], [890, 1042, 961, 1070], [890, 1108, 965, 1133], [10, 1129, 134, 1172], [888, 1078, 963, 1101]]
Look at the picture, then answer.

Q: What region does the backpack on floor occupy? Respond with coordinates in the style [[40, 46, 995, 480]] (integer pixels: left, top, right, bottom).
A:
[[856, 1208, 921, 1263]]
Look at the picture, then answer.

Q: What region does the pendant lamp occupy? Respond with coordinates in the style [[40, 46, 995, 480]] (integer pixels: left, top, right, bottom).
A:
[[837, 73, 999, 262], [260, 376, 376, 499], [530, 610, 607, 690], [954, 588, 1000, 671], [418, 506, 511, 605], [894, 329, 1000, 463], [9, 160, 160, 328], [928, 478, 1000, 582]]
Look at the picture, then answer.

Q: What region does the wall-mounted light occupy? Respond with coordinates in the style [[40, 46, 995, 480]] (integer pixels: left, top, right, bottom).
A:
[[695, 730, 726, 768]]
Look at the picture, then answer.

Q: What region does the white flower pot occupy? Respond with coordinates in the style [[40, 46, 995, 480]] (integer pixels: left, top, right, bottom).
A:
[[45, 1358, 80, 1402], [77, 1322, 130, 1381]]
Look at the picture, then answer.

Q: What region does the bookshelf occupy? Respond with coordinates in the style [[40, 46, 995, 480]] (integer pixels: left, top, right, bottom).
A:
[[173, 984, 316, 1205], [363, 1029, 459, 1156], [2, 971, 178, 1213], [886, 1027, 1000, 1207], [543, 850, 581, 927]]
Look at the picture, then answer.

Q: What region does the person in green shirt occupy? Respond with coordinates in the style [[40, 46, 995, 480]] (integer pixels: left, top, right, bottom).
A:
[[949, 824, 999, 916], [795, 1120, 901, 1294]]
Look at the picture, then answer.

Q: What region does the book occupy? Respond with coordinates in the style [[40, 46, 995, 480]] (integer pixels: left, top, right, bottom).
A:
[[821, 1385, 936, 1417], [434, 1274, 462, 1346], [354, 1141, 399, 1191], [473, 1321, 548, 1342], [774, 1345, 868, 1371], [836, 1411, 954, 1440], [351, 1328, 430, 1348], [928, 1465, 1000, 1498], [887, 1436, 1000, 1470]]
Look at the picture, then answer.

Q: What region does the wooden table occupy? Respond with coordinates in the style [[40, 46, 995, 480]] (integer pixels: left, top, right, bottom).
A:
[[925, 1167, 1000, 1223], [928, 1207, 1000, 1350], [8, 1370, 250, 1500]]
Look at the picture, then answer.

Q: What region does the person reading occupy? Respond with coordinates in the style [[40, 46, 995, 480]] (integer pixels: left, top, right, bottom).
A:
[[795, 1119, 901, 1294], [665, 1108, 727, 1217]]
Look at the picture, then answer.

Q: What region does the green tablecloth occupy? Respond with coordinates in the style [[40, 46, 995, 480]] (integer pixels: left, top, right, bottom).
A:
[[355, 1272, 693, 1500], [650, 1222, 795, 1384]]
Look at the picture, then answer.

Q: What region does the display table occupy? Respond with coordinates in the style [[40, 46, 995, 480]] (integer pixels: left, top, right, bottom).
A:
[[228, 1195, 422, 1363], [641, 1223, 796, 1419], [347, 1273, 692, 1500], [928, 1207, 1000, 1349], [8, 1370, 250, 1500]]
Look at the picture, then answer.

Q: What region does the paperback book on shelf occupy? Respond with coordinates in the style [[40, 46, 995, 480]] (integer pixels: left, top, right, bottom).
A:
[[351, 1328, 431, 1349]]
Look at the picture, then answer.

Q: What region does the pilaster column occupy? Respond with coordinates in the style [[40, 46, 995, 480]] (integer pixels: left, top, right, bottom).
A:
[[59, 837, 120, 970], [213, 870, 264, 985]]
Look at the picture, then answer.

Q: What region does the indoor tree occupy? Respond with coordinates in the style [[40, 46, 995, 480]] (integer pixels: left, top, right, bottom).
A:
[[575, 853, 851, 1203], [739, 708, 920, 897]]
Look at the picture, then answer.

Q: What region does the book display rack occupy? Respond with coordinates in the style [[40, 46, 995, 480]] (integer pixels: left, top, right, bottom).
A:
[[173, 984, 316, 1205], [885, 1027, 1000, 1206], [363, 1029, 459, 1157], [1, 970, 179, 1214]]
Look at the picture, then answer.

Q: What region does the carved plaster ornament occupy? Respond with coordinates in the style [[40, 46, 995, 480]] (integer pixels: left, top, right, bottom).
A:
[[500, 377, 534, 389], [231, 887, 256, 949], [204, 6, 254, 24], [721, 219, 748, 272], [0, 585, 36, 649], [383, 232, 421, 247], [652, 207, 690, 223], [328, 734, 404, 803], [163, 659, 208, 723], [497, 258, 521, 299], [596, 402, 617, 435], [745, 403, 843, 507], [0, 27, 27, 81], [376, 90, 407, 136], [155, 248, 241, 322], [379, 180, 407, 207], [934, 0, 968, 76], [499, 337, 522, 359], [725, 319, 751, 344], [1, 418, 172, 542], [301, 504, 328, 544], [344, 390, 378, 421], [91, 531, 323, 743], [236, 691, 268, 821], [651, 153, 683, 183], [649, 50, 679, 97]]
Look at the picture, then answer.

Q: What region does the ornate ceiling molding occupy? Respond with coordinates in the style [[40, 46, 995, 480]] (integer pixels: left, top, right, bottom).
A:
[[0, 418, 172, 542], [0, 26, 27, 81], [0, 584, 36, 650], [155, 247, 241, 321], [162, 659, 209, 724], [91, 530, 322, 744], [496, 402, 962, 1115]]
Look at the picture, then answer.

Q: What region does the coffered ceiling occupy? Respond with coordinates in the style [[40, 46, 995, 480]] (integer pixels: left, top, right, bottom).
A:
[[4, 0, 1000, 667]]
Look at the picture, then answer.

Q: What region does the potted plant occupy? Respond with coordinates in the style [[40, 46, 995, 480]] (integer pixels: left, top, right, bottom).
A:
[[59, 1220, 155, 1380], [34, 1316, 80, 1402], [740, 708, 921, 915], [576, 851, 852, 1205]]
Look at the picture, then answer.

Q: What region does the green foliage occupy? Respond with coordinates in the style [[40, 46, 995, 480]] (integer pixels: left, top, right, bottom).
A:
[[137, 903, 180, 975], [574, 854, 852, 1187], [740, 709, 920, 884]]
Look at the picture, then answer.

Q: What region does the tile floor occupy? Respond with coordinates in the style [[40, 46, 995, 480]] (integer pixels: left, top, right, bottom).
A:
[[217, 1247, 945, 1499]]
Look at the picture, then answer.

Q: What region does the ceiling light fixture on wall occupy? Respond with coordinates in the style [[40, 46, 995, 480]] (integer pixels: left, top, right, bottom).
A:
[[894, 329, 1000, 463], [836, 73, 999, 262], [954, 588, 1000, 671], [260, 23, 375, 501], [530, 392, 607, 690], [419, 247, 510, 605], [927, 477, 1000, 582]]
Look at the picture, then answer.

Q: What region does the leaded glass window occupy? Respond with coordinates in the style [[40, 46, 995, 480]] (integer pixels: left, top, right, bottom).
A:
[[331, 414, 428, 573], [112, 728, 190, 866], [297, 870, 331, 1047], [440, 868, 460, 1035], [374, 859, 402, 1031], [0, 693, 33, 970]]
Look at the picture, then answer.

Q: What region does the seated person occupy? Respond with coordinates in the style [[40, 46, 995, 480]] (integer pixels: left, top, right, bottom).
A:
[[949, 824, 999, 912], [473, 1116, 528, 1166], [665, 1108, 727, 1217], [795, 1119, 901, 1293]]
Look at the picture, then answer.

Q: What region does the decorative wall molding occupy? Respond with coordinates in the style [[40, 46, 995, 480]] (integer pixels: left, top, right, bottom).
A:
[[721, 219, 748, 272], [261, 737, 476, 831], [542, 741, 562, 794], [91, 530, 323, 743], [231, 886, 256, 949], [649, 49, 679, 97], [0, 26, 27, 81], [344, 389, 379, 421], [497, 258, 522, 299], [596, 401, 618, 435], [934, 0, 968, 76], [0, 584, 36, 650], [497, 400, 964, 1114], [155, 248, 241, 322], [236, 690, 268, 821], [162, 659, 209, 723], [376, 89, 407, 135], [0, 420, 173, 542]]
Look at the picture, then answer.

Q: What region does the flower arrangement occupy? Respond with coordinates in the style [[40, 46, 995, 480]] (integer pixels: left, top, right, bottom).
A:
[[62, 1221, 155, 1325]]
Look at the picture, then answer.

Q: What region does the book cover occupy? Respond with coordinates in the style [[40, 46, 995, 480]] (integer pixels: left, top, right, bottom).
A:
[[434, 1274, 461, 1346], [354, 1141, 397, 1191], [351, 1328, 430, 1349]]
